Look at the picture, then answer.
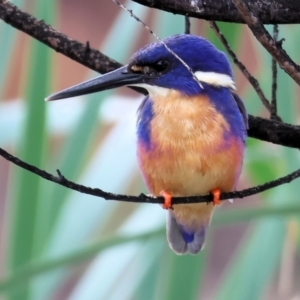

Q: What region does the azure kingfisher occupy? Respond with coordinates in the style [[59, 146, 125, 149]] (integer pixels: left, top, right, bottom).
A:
[[46, 34, 248, 254]]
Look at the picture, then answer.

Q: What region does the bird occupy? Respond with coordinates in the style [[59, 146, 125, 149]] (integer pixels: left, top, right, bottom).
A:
[[46, 34, 248, 255]]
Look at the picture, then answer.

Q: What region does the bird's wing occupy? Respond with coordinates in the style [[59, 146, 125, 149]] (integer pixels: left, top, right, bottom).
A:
[[137, 95, 150, 124], [232, 92, 249, 130]]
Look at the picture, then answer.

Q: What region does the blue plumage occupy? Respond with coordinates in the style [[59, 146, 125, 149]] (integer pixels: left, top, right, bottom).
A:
[[180, 227, 195, 243], [137, 96, 154, 150], [202, 86, 247, 143], [129, 34, 233, 96]]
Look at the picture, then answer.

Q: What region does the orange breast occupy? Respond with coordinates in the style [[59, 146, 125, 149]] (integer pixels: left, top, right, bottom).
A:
[[137, 90, 244, 197]]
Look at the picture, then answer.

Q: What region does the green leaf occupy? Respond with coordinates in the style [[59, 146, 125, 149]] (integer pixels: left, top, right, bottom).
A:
[[158, 247, 206, 300], [214, 219, 285, 300], [0, 228, 164, 294], [8, 1, 54, 299]]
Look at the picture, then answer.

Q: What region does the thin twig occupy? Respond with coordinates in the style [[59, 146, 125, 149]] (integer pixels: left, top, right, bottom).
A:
[[0, 147, 300, 204], [271, 24, 279, 120], [111, 0, 203, 89], [232, 0, 300, 86], [209, 21, 272, 113], [185, 16, 191, 34]]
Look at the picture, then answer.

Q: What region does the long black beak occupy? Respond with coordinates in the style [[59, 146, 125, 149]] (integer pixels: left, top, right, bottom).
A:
[[45, 65, 147, 101]]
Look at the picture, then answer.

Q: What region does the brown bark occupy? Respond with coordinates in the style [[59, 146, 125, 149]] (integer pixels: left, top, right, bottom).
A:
[[132, 0, 300, 24]]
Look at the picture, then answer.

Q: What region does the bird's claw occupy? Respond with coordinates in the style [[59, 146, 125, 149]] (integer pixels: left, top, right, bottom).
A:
[[160, 190, 173, 209], [211, 188, 221, 206]]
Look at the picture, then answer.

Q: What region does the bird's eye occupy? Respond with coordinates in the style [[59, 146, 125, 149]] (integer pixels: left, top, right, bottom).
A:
[[153, 60, 169, 73]]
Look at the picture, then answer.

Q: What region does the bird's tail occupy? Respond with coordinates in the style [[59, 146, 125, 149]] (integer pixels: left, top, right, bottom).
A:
[[166, 212, 209, 254]]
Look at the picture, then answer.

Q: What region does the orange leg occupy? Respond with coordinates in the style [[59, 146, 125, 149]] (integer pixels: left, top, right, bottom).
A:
[[160, 190, 172, 210], [211, 188, 221, 206]]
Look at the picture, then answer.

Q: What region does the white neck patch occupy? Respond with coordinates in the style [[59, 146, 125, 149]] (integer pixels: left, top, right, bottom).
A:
[[128, 72, 235, 97], [194, 71, 236, 90], [128, 83, 170, 97]]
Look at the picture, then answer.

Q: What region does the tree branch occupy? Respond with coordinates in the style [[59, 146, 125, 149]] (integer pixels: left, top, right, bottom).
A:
[[1, 146, 300, 204], [0, 0, 300, 148], [271, 24, 279, 120], [0, 0, 122, 74], [247, 115, 300, 148], [209, 21, 272, 114], [131, 0, 300, 24], [185, 16, 191, 34], [232, 0, 300, 87]]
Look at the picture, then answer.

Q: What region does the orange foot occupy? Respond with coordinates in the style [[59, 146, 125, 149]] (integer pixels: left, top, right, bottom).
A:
[[211, 188, 221, 206], [160, 190, 172, 210]]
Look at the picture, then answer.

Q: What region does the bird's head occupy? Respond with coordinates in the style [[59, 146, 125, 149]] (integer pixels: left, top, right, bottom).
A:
[[46, 34, 235, 101]]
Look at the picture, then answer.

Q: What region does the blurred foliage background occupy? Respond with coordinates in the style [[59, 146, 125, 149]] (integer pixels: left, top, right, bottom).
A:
[[0, 0, 300, 299]]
